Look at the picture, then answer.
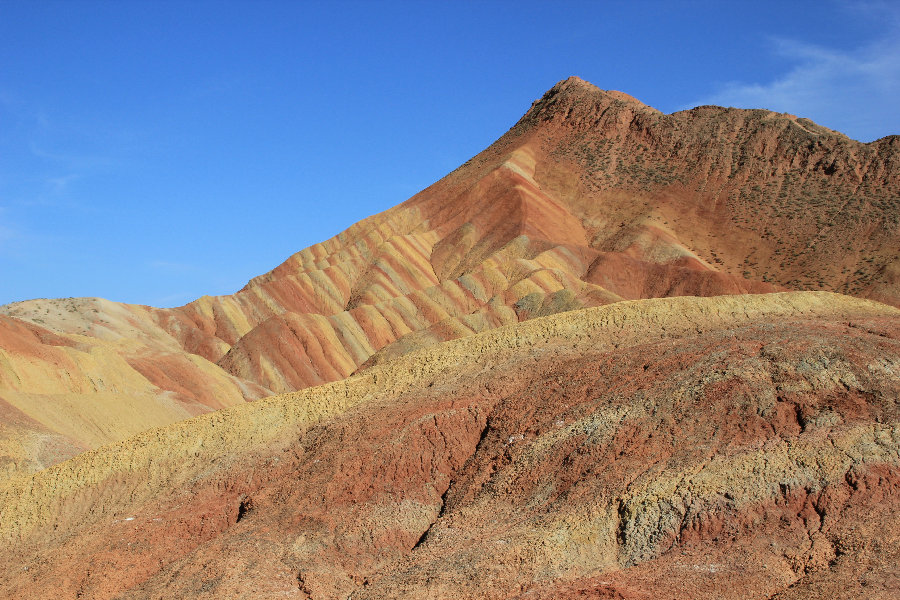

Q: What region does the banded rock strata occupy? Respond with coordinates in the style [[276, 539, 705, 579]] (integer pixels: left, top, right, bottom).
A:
[[1, 77, 898, 480]]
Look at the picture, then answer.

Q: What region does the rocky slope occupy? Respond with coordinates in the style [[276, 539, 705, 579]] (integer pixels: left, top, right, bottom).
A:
[[1, 292, 898, 599], [1, 76, 898, 479], [0, 300, 268, 479]]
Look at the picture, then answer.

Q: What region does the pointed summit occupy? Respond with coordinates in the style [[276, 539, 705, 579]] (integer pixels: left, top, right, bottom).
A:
[[554, 75, 598, 92], [552, 75, 643, 106], [517, 76, 657, 130]]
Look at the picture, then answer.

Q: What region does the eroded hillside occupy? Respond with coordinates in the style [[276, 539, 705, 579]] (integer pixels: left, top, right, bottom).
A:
[[1, 292, 898, 599]]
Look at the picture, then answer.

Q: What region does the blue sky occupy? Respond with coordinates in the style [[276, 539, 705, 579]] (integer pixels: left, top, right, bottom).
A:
[[1, 0, 898, 307]]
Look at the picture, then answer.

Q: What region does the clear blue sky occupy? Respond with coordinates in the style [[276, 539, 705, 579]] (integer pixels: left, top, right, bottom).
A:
[[1, 0, 898, 307]]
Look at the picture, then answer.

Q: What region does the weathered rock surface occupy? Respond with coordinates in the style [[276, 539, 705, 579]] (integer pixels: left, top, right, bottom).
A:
[[1, 76, 898, 480], [1, 292, 898, 599]]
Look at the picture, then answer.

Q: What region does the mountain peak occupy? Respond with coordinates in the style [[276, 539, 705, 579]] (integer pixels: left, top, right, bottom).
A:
[[517, 76, 656, 129], [552, 76, 642, 105], [554, 75, 597, 91], [545, 76, 648, 106]]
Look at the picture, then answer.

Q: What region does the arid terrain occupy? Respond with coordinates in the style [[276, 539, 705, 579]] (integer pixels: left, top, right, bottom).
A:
[[0, 77, 898, 598]]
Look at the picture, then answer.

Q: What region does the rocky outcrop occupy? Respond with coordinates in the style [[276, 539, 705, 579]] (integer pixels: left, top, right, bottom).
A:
[[159, 76, 900, 393]]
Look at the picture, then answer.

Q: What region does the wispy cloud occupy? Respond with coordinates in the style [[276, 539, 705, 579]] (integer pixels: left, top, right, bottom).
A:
[[0, 96, 91, 209], [46, 174, 80, 193], [28, 141, 113, 170], [686, 6, 900, 142]]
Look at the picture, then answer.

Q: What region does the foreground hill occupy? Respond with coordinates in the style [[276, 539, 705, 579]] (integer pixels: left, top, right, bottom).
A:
[[1, 76, 898, 478], [1, 292, 898, 598]]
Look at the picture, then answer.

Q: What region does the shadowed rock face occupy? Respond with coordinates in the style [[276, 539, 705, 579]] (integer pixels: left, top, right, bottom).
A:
[[0, 293, 898, 599], [1, 76, 898, 479]]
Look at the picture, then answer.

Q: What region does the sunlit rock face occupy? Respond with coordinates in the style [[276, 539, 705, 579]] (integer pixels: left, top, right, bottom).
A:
[[1, 76, 898, 480]]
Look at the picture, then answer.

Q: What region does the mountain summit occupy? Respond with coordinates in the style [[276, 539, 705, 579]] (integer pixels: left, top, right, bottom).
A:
[[519, 75, 655, 124]]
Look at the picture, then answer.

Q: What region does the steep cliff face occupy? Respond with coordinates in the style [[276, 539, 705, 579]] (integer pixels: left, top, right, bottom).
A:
[[1, 77, 897, 478], [1, 293, 898, 599]]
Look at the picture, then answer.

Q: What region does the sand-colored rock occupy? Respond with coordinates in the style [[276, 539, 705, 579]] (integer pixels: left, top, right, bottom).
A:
[[1, 292, 898, 598]]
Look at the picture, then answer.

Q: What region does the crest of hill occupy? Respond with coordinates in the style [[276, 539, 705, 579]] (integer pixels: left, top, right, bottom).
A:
[[516, 75, 660, 126], [517, 76, 893, 144]]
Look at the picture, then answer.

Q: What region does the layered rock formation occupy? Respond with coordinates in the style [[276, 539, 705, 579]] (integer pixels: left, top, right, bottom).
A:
[[1, 292, 898, 598], [1, 76, 898, 482], [0, 300, 268, 479]]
